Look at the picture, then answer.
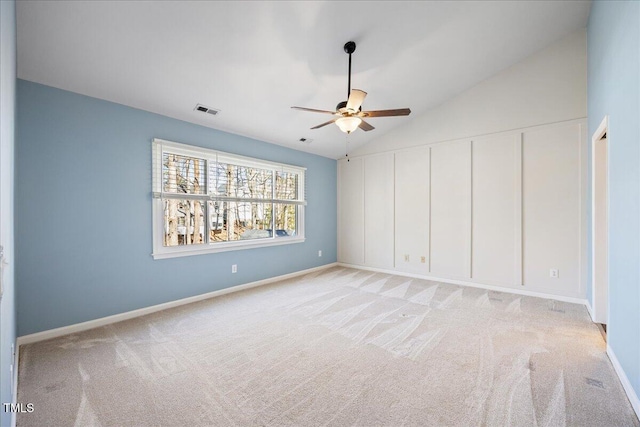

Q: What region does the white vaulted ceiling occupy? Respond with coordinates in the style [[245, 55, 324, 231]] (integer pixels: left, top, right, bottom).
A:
[[16, 1, 591, 159]]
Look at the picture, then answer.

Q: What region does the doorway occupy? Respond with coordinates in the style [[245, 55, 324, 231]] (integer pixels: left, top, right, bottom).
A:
[[591, 116, 609, 332]]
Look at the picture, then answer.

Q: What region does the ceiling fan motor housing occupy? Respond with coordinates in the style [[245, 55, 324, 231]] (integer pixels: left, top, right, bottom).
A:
[[336, 100, 362, 114]]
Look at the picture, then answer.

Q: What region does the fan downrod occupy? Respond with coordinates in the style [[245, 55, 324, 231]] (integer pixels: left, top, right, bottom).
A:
[[344, 41, 356, 99]]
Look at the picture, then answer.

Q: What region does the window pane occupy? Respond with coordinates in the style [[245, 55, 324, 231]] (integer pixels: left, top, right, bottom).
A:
[[208, 201, 225, 241], [212, 163, 273, 198], [163, 199, 205, 246], [276, 171, 298, 200], [274, 204, 297, 237], [243, 166, 273, 199], [210, 162, 229, 197], [162, 153, 206, 194], [209, 201, 272, 242]]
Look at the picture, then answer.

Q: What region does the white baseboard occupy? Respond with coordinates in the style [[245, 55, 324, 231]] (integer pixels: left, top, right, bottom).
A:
[[337, 263, 588, 306], [17, 263, 337, 346], [585, 299, 595, 321], [607, 344, 640, 420]]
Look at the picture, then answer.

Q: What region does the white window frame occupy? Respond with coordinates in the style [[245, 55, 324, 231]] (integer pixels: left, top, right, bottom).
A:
[[152, 138, 306, 259]]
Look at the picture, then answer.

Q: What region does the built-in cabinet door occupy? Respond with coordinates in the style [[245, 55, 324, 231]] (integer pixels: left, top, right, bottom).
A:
[[430, 140, 472, 279], [364, 153, 394, 269], [338, 158, 364, 265], [395, 147, 430, 274]]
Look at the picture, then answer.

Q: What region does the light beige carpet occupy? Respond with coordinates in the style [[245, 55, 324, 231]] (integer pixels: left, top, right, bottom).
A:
[[17, 267, 640, 426]]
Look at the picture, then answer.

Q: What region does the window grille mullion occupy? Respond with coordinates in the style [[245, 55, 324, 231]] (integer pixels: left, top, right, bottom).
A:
[[154, 192, 210, 201], [272, 171, 276, 237]]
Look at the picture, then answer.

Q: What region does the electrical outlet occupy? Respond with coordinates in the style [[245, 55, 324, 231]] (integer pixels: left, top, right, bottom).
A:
[[404, 254, 410, 262], [549, 269, 559, 278], [232, 264, 237, 273], [318, 250, 322, 257], [421, 256, 426, 263]]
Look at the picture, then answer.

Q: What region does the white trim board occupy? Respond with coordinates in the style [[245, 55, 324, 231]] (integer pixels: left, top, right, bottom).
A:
[[585, 299, 595, 321], [590, 115, 609, 325], [607, 344, 640, 420], [17, 263, 337, 346], [345, 117, 588, 160], [11, 342, 19, 427], [337, 263, 588, 306]]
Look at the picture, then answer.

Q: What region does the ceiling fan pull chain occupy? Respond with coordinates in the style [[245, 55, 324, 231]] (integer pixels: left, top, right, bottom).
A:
[[345, 135, 350, 162]]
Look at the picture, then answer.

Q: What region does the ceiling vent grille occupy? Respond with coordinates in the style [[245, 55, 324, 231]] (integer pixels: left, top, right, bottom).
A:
[[299, 138, 313, 144], [194, 104, 220, 116]]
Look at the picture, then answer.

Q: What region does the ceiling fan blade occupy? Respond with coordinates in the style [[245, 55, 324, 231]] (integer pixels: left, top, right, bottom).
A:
[[346, 89, 367, 111], [311, 118, 338, 129], [360, 108, 411, 117], [358, 119, 375, 131], [291, 106, 337, 115]]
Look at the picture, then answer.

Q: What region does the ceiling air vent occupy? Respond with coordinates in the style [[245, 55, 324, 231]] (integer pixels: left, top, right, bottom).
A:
[[299, 138, 313, 144], [194, 104, 220, 116]]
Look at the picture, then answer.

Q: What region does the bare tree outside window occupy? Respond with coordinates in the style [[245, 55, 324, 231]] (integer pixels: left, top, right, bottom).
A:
[[162, 153, 206, 247], [276, 171, 298, 235]]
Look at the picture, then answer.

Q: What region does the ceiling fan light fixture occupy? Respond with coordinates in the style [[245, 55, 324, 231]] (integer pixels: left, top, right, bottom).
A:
[[336, 116, 361, 134]]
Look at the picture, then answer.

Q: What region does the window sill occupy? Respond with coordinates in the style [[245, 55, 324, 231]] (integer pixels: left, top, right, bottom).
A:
[[152, 236, 305, 260]]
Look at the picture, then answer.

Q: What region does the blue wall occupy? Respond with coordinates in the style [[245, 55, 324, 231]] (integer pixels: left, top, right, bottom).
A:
[[16, 80, 337, 336], [0, 1, 17, 425], [588, 0, 640, 401]]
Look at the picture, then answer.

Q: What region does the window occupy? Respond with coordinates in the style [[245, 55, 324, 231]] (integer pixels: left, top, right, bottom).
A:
[[152, 139, 305, 259]]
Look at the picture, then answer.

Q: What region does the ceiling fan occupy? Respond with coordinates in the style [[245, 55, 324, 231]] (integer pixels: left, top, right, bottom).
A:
[[292, 41, 411, 134]]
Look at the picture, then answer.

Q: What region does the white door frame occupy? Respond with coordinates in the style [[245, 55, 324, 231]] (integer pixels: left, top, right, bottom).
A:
[[591, 115, 609, 324]]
